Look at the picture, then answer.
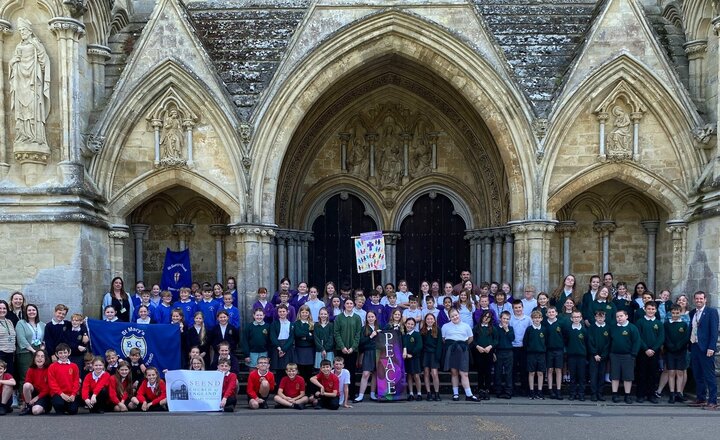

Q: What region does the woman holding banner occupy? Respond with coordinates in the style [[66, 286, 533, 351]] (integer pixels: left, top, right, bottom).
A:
[[441, 309, 479, 402]]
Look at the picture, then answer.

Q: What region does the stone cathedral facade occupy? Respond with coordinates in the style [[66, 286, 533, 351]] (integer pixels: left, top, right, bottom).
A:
[[1, 0, 719, 317]]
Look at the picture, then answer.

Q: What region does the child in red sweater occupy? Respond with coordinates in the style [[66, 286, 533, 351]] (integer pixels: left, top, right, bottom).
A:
[[218, 359, 237, 412], [132, 367, 167, 411], [309, 359, 339, 410], [109, 360, 135, 411], [48, 343, 80, 415], [0, 359, 17, 415], [20, 350, 51, 415], [82, 356, 111, 413], [273, 362, 308, 409], [247, 356, 275, 409]]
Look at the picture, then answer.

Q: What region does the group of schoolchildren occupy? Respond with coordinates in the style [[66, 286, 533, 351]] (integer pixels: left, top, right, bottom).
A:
[[0, 271, 712, 414]]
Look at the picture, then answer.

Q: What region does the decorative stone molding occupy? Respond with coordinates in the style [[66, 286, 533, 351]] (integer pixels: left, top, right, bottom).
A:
[[693, 123, 716, 150], [63, 0, 88, 18], [683, 40, 708, 59], [209, 224, 229, 237], [48, 17, 86, 39], [230, 225, 277, 237], [108, 230, 130, 239], [555, 220, 577, 235], [592, 220, 617, 234], [83, 134, 105, 157], [86, 44, 111, 59]]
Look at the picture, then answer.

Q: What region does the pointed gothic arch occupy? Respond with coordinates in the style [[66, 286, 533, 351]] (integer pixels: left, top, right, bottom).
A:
[[252, 9, 535, 224], [542, 54, 702, 218], [89, 60, 244, 223]]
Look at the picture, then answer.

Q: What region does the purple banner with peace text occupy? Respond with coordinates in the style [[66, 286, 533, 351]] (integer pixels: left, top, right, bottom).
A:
[[375, 329, 405, 401]]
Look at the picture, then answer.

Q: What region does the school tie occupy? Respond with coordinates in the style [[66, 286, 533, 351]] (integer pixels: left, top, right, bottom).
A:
[[690, 310, 702, 344]]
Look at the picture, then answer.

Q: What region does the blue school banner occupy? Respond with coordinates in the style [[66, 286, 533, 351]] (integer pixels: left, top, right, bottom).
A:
[[160, 248, 192, 298], [87, 319, 181, 372]]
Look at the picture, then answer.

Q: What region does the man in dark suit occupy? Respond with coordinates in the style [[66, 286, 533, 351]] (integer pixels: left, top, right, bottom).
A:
[[688, 291, 719, 410]]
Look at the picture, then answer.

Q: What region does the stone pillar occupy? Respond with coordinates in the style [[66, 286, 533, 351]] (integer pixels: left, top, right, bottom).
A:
[[630, 112, 642, 160], [641, 221, 660, 293], [130, 224, 149, 283], [510, 220, 556, 296], [86, 44, 111, 109], [287, 231, 298, 285], [231, 224, 276, 320], [382, 232, 401, 286], [493, 230, 504, 283], [429, 132, 439, 170], [49, 17, 85, 185], [0, 20, 11, 178], [275, 230, 288, 286], [666, 221, 688, 289], [482, 233, 492, 283], [183, 118, 195, 167], [464, 230, 483, 281], [503, 231, 514, 285], [401, 133, 411, 184], [172, 224, 194, 250], [300, 231, 312, 283], [684, 40, 708, 108], [555, 221, 577, 277], [109, 225, 130, 279], [338, 133, 350, 172], [209, 224, 228, 283], [597, 111, 608, 159], [366, 134, 377, 179], [593, 221, 616, 274]]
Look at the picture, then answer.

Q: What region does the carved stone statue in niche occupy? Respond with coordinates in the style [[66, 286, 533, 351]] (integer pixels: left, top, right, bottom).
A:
[[346, 134, 369, 177], [9, 18, 50, 152], [160, 108, 184, 161], [608, 105, 631, 153], [378, 123, 402, 190], [412, 139, 432, 176]]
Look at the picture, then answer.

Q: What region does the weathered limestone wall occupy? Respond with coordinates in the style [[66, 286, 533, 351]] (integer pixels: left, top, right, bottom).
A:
[[0, 223, 109, 319], [685, 218, 720, 306]]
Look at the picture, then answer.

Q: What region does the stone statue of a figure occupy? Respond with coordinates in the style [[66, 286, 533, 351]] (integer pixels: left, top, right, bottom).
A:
[[160, 109, 184, 160], [9, 18, 50, 149]]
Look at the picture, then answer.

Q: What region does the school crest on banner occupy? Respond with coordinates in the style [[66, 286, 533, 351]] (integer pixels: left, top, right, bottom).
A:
[[354, 231, 387, 273]]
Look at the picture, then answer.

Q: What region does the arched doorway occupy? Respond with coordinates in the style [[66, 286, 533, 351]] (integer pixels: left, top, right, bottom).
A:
[[127, 186, 232, 286], [309, 193, 379, 293], [396, 193, 469, 290]]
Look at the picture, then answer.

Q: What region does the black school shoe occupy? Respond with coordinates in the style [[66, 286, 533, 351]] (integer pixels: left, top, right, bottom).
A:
[[452, 395, 460, 401], [612, 394, 621, 403], [415, 394, 422, 401], [625, 395, 633, 404], [465, 395, 480, 402]]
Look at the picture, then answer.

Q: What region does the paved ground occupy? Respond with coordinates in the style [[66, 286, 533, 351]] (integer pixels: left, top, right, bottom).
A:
[[2, 399, 718, 439]]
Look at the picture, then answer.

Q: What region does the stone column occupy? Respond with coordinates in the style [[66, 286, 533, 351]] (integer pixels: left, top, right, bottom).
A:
[[597, 112, 609, 159], [108, 225, 130, 279], [429, 132, 439, 170], [555, 221, 577, 277], [382, 232, 401, 286], [209, 224, 228, 283], [338, 133, 350, 172], [231, 224, 276, 320], [275, 229, 288, 286], [300, 231, 312, 283], [86, 44, 111, 109], [464, 230, 483, 281], [49, 17, 85, 185], [503, 231, 514, 285], [130, 224, 149, 282], [401, 133, 411, 184], [684, 40, 708, 108], [287, 231, 298, 285], [493, 229, 504, 283], [183, 119, 195, 167], [641, 221, 660, 293], [172, 224, 194, 250], [366, 134, 377, 180], [593, 220, 616, 274], [510, 220, 556, 296], [630, 112, 642, 160], [665, 221, 688, 289], [0, 20, 11, 178], [482, 232, 492, 283]]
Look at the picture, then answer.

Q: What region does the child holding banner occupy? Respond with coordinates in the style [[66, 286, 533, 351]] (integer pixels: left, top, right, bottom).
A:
[[218, 359, 238, 412]]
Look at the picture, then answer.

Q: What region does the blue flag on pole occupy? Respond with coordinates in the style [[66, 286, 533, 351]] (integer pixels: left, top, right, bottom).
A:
[[160, 248, 192, 300], [87, 319, 181, 373]]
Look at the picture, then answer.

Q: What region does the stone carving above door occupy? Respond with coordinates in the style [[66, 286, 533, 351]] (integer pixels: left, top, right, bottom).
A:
[[337, 103, 438, 192], [145, 87, 198, 168]]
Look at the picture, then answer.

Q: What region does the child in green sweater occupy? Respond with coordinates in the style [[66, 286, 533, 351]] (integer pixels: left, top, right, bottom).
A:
[[663, 305, 690, 403], [523, 311, 547, 399], [610, 310, 641, 403]]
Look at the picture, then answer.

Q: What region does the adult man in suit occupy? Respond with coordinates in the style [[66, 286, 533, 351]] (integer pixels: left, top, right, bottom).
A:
[[688, 291, 719, 410]]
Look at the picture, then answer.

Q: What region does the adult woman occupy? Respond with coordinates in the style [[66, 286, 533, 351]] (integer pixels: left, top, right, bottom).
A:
[[7, 291, 26, 326], [633, 282, 648, 308], [441, 308, 479, 402], [15, 304, 45, 386], [272, 277, 298, 305], [0, 300, 16, 375], [102, 277, 134, 322]]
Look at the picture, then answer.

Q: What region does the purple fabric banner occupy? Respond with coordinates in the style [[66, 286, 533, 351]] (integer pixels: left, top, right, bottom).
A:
[[376, 329, 405, 400]]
